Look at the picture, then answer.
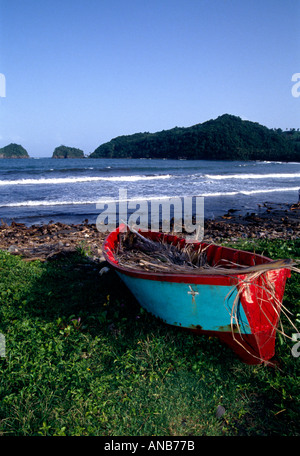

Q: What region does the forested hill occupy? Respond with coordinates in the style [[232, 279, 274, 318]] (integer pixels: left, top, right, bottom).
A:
[[89, 114, 300, 161], [52, 145, 85, 159], [0, 143, 29, 158]]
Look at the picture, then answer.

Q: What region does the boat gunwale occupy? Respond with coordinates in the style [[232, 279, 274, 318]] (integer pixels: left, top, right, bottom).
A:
[[102, 225, 274, 286]]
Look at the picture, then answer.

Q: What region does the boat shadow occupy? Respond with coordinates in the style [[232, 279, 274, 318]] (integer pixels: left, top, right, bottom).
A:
[[18, 250, 237, 365]]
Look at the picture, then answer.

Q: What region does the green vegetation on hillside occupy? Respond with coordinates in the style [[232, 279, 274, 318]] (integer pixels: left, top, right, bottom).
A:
[[282, 128, 300, 156], [0, 143, 29, 159], [89, 114, 299, 161], [52, 145, 85, 159]]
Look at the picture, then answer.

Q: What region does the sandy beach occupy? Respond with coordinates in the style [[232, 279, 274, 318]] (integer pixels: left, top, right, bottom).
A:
[[0, 201, 299, 262]]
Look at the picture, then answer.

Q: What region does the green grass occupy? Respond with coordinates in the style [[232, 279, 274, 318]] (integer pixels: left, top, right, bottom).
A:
[[0, 239, 299, 436]]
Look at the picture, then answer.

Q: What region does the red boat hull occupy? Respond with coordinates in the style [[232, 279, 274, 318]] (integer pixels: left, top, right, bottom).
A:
[[103, 225, 291, 364]]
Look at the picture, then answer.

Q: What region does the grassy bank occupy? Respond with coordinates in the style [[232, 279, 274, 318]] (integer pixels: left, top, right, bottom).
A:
[[0, 238, 299, 436]]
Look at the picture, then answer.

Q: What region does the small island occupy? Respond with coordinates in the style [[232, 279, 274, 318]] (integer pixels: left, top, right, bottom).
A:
[[0, 143, 29, 159], [52, 145, 85, 159]]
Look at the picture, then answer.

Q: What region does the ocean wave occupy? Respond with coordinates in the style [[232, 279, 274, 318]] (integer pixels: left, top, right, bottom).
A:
[[0, 174, 172, 186], [0, 200, 99, 207], [205, 173, 300, 180], [0, 195, 180, 208], [2, 186, 299, 208], [200, 186, 299, 196], [258, 161, 300, 165]]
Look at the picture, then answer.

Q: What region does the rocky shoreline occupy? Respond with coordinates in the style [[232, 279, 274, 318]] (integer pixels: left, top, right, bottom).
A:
[[0, 202, 299, 262]]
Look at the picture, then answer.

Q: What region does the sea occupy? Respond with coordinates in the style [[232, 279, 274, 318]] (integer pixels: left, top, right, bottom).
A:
[[0, 158, 299, 226]]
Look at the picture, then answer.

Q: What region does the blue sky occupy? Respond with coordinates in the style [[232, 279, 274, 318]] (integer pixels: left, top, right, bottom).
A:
[[0, 0, 299, 157]]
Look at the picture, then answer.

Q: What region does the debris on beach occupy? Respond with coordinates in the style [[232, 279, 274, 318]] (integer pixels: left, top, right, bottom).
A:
[[0, 221, 106, 262], [0, 200, 299, 261]]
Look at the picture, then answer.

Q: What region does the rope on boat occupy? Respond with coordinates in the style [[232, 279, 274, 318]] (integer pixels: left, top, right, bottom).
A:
[[114, 225, 300, 364]]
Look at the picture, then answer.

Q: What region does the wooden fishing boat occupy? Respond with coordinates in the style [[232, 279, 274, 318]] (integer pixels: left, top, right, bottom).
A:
[[103, 224, 292, 364]]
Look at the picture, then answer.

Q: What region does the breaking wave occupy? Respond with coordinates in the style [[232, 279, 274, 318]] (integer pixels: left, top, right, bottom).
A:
[[0, 174, 172, 186], [200, 186, 300, 196], [2, 186, 299, 208], [205, 173, 300, 180]]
